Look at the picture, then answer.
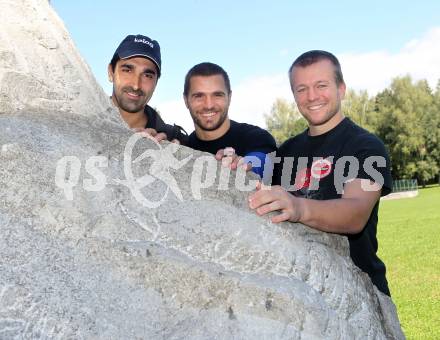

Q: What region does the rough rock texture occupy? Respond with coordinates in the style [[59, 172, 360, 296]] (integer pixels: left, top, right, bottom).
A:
[[0, 0, 405, 339]]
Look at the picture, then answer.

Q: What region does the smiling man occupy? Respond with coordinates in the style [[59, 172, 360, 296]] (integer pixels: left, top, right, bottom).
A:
[[183, 62, 276, 177], [248, 50, 393, 296], [108, 34, 187, 144]]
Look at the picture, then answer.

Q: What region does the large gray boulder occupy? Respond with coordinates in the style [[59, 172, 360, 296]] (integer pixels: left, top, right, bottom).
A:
[[0, 0, 404, 339]]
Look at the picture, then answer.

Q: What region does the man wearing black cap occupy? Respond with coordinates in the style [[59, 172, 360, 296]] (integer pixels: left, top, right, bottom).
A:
[[108, 34, 187, 144]]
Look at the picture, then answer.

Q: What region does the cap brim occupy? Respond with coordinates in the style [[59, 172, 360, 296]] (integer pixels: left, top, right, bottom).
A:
[[119, 53, 161, 75]]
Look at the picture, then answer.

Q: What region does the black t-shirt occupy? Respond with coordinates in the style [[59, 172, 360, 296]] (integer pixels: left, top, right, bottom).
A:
[[144, 106, 188, 145], [274, 118, 392, 296], [187, 120, 277, 177], [187, 120, 276, 156]]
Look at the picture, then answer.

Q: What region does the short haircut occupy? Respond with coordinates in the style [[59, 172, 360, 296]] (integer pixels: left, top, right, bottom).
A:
[[110, 55, 119, 72], [183, 62, 231, 96], [288, 50, 344, 86]]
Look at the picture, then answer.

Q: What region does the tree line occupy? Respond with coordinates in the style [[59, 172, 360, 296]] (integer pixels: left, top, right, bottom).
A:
[[265, 76, 440, 186]]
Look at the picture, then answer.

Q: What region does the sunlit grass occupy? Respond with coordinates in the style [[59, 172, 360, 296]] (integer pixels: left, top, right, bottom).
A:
[[378, 185, 440, 339]]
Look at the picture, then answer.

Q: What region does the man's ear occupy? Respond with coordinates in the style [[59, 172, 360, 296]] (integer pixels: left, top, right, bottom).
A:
[[338, 82, 346, 100], [108, 64, 114, 82], [183, 94, 189, 109]]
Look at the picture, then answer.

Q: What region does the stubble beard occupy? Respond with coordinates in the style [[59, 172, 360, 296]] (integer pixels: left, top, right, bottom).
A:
[[302, 99, 342, 127], [113, 86, 146, 114], [192, 109, 228, 132]]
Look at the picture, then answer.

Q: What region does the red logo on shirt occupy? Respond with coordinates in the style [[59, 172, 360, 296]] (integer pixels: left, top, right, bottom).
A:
[[293, 167, 311, 190], [311, 158, 332, 179]]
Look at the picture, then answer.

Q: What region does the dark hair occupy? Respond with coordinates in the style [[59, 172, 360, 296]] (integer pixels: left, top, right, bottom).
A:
[[110, 54, 119, 72], [288, 50, 344, 85], [109, 54, 160, 77], [183, 62, 231, 96]]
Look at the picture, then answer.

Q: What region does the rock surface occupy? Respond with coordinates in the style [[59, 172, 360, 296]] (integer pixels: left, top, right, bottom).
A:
[[0, 0, 405, 339]]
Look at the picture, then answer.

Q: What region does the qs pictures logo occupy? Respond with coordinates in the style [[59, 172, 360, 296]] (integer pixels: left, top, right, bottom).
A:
[[55, 133, 192, 208]]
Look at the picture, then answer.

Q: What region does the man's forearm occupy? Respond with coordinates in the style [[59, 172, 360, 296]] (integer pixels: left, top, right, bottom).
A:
[[294, 195, 377, 234]]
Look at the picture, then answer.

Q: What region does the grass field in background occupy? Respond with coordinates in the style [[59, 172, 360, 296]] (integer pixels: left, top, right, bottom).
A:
[[378, 185, 440, 339]]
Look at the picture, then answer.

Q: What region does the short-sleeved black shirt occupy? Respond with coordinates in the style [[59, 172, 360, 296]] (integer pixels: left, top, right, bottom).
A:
[[188, 120, 276, 155], [187, 120, 277, 177], [274, 118, 392, 296]]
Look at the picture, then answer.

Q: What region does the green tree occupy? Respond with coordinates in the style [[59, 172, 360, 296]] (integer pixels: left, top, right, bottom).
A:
[[265, 98, 308, 145], [374, 76, 439, 185], [430, 80, 440, 183], [342, 89, 378, 132]]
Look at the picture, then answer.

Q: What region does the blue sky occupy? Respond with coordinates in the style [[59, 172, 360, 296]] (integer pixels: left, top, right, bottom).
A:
[[52, 1, 440, 131]]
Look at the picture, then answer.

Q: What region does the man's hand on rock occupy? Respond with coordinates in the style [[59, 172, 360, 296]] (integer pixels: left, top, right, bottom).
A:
[[133, 128, 168, 143], [215, 147, 252, 171], [248, 182, 303, 223]]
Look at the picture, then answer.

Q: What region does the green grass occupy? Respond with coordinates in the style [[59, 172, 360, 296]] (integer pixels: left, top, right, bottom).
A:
[[378, 185, 440, 339]]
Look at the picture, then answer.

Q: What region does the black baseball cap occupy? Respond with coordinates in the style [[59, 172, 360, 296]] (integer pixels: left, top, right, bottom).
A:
[[112, 34, 161, 77]]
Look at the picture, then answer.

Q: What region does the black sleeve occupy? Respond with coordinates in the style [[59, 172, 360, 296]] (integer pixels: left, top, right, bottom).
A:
[[240, 127, 277, 181], [349, 134, 393, 196], [241, 127, 277, 155], [145, 106, 189, 145]]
